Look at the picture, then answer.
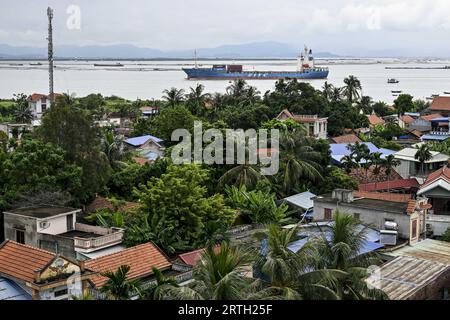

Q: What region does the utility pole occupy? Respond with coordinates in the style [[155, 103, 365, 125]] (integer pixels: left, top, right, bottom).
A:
[[47, 7, 54, 102]]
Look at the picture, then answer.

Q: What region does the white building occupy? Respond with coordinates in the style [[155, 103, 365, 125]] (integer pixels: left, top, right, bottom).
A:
[[27, 93, 60, 120], [276, 109, 328, 139], [393, 147, 450, 181]]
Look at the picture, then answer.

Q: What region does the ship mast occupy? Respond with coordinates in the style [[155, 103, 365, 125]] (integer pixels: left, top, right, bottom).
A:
[[47, 7, 54, 101], [194, 49, 198, 69]]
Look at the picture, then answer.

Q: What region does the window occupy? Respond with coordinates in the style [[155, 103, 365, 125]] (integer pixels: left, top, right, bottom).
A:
[[54, 288, 68, 298], [41, 104, 47, 112], [15, 229, 25, 244], [411, 219, 418, 239], [66, 214, 74, 231], [324, 208, 333, 220]]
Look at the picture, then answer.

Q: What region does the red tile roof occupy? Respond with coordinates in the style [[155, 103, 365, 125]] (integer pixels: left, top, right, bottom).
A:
[[353, 191, 413, 203], [28, 93, 47, 102], [401, 115, 415, 125], [430, 97, 450, 111], [421, 166, 450, 190], [28, 93, 61, 103], [0, 240, 55, 283], [358, 179, 419, 192], [85, 242, 172, 288], [331, 134, 361, 144], [276, 109, 326, 123], [132, 156, 151, 166], [176, 246, 220, 267], [421, 113, 444, 121], [140, 106, 158, 112], [367, 114, 385, 126], [177, 249, 205, 267]]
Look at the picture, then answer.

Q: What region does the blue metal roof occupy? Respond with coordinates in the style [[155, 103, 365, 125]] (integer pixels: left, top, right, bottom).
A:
[[431, 117, 449, 123], [0, 277, 31, 300], [283, 191, 316, 210], [287, 225, 384, 255], [421, 134, 450, 141], [124, 135, 163, 147], [330, 143, 395, 165]]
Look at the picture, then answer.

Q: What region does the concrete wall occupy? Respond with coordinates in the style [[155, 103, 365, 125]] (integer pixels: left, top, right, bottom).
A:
[[313, 201, 414, 239], [37, 214, 74, 235], [38, 233, 77, 260], [408, 268, 450, 300], [3, 213, 39, 247]]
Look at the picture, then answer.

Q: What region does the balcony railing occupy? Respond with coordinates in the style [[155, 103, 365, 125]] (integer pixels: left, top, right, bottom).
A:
[[73, 223, 124, 252]]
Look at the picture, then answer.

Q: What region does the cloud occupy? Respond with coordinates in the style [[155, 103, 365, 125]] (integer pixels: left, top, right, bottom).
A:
[[0, 0, 450, 56]]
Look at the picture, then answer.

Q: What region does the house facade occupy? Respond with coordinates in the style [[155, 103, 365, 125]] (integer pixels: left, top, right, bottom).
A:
[[27, 93, 60, 120], [313, 189, 430, 244], [1, 206, 124, 260], [393, 147, 450, 180], [276, 109, 328, 139], [0, 240, 92, 300], [124, 134, 165, 161], [417, 166, 450, 236]]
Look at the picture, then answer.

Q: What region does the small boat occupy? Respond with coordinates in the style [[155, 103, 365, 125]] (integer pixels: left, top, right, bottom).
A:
[[93, 63, 124, 67], [388, 78, 399, 84], [432, 94, 440, 97], [391, 90, 403, 94], [426, 97, 434, 100], [444, 92, 450, 95], [30, 62, 42, 66]]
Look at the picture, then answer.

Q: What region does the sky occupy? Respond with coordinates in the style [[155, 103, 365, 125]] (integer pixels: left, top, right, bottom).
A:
[[1, 0, 450, 56]]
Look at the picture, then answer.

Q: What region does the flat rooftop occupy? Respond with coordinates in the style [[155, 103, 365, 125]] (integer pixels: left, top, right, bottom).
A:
[[314, 195, 407, 214], [3, 206, 80, 219], [58, 230, 103, 239]]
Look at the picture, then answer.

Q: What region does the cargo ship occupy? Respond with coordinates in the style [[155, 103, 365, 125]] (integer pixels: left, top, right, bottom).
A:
[[182, 46, 329, 80]]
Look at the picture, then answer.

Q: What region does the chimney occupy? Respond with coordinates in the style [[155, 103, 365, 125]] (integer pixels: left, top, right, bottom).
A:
[[332, 189, 354, 203]]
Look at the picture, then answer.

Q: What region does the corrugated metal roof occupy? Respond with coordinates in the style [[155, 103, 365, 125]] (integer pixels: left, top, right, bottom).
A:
[[0, 277, 31, 300], [388, 239, 450, 265], [366, 256, 449, 300], [421, 134, 450, 141], [124, 135, 163, 147], [330, 143, 395, 164], [283, 191, 316, 210], [394, 148, 450, 163]]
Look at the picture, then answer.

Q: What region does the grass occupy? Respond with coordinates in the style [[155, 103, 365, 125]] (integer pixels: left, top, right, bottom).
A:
[[0, 100, 14, 108]]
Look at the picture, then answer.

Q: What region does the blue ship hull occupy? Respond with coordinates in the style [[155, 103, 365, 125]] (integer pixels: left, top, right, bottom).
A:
[[182, 68, 329, 80]]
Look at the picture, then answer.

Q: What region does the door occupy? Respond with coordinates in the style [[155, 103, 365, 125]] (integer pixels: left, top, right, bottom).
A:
[[66, 214, 74, 231]]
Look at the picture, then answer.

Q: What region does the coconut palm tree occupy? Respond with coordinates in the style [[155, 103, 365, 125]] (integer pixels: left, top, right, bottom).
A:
[[101, 265, 142, 300], [322, 81, 334, 101], [330, 87, 342, 102], [341, 75, 362, 103], [278, 131, 323, 196], [101, 130, 126, 168], [382, 154, 401, 192], [163, 242, 255, 300], [252, 224, 342, 300], [13, 101, 33, 124], [341, 155, 358, 174], [219, 162, 262, 190], [314, 211, 388, 300], [141, 267, 179, 300], [415, 144, 432, 176], [226, 79, 248, 98], [162, 87, 185, 107], [186, 83, 210, 116]]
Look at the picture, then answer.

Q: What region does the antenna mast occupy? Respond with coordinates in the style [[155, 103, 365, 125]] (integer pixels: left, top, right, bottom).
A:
[[194, 49, 198, 69], [47, 7, 54, 101]]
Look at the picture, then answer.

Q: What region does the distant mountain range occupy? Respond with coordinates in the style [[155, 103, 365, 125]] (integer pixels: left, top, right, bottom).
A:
[[0, 41, 341, 59]]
